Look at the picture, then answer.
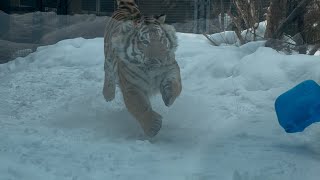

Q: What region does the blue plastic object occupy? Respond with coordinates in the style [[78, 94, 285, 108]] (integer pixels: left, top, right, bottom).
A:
[[275, 80, 320, 133]]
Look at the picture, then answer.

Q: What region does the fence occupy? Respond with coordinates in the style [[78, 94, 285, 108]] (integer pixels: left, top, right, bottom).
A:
[[2, 0, 319, 42]]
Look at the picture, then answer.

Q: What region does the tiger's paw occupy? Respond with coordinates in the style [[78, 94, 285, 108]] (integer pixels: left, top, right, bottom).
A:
[[160, 81, 181, 107], [140, 111, 163, 137], [102, 82, 116, 102], [161, 91, 176, 107]]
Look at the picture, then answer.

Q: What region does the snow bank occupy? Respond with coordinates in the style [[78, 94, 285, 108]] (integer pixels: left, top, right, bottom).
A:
[[0, 11, 107, 63], [207, 21, 267, 46]]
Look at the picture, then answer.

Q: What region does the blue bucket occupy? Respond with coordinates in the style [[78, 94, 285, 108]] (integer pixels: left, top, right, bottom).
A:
[[275, 80, 320, 133]]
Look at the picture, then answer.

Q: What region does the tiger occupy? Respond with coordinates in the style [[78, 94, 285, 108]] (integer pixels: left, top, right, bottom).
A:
[[103, 0, 182, 137], [103, 0, 141, 102]]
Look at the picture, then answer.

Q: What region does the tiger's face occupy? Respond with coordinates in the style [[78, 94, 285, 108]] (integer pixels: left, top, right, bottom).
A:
[[113, 15, 177, 66], [134, 16, 172, 65]]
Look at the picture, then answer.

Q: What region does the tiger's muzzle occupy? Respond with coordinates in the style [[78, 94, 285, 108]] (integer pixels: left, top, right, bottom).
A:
[[143, 39, 169, 65]]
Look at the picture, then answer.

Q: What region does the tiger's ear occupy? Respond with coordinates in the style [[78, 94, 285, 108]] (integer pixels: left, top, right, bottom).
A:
[[156, 14, 166, 24]]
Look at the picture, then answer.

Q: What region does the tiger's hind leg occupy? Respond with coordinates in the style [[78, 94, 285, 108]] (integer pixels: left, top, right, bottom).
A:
[[103, 60, 116, 101], [118, 64, 162, 137], [160, 62, 182, 107]]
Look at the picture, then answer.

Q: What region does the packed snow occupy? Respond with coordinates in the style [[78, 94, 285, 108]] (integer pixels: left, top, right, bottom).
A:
[[1, 33, 320, 180]]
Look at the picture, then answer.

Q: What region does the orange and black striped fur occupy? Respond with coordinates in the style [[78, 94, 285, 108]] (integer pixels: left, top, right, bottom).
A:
[[103, 0, 141, 101], [103, 0, 182, 137]]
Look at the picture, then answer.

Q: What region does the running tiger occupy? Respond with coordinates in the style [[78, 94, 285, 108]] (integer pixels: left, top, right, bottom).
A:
[[103, 0, 182, 137]]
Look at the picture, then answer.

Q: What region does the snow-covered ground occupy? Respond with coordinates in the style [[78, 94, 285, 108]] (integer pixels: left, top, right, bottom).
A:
[[1, 33, 320, 180]]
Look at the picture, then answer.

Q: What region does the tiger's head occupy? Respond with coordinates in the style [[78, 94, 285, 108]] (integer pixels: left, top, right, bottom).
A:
[[112, 14, 178, 66], [116, 0, 138, 8]]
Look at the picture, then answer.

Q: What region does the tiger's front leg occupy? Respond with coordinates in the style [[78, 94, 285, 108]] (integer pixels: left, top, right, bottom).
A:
[[160, 62, 182, 107], [118, 69, 162, 137], [121, 86, 163, 137], [103, 60, 116, 101]]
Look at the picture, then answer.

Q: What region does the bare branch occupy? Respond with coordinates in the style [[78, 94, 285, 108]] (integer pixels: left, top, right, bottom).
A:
[[227, 10, 246, 45], [273, 0, 314, 39]]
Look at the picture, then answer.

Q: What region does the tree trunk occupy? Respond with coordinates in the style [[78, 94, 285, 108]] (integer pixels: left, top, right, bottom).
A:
[[0, 10, 10, 39], [220, 0, 225, 31], [265, 0, 287, 39]]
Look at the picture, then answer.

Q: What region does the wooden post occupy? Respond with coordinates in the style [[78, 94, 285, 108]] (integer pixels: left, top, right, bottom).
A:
[[96, 0, 101, 14], [194, 0, 199, 33], [193, 0, 211, 33], [57, 0, 68, 15], [0, 0, 10, 38], [205, 0, 211, 33], [199, 0, 204, 33], [36, 0, 43, 12]]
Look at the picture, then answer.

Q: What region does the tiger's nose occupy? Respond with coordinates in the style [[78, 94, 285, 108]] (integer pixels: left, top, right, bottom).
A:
[[145, 41, 167, 59]]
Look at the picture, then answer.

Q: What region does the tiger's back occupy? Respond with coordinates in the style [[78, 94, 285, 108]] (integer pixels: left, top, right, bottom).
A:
[[104, 0, 140, 47], [104, 0, 140, 69]]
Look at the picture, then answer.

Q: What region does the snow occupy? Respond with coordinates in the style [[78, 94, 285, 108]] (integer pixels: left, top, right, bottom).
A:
[[1, 33, 320, 180], [208, 21, 267, 46]]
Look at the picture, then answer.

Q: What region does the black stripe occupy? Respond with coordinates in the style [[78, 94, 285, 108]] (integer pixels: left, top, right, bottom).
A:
[[119, 62, 150, 87]]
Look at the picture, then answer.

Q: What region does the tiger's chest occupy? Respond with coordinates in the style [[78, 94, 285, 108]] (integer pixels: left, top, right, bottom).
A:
[[116, 60, 174, 95]]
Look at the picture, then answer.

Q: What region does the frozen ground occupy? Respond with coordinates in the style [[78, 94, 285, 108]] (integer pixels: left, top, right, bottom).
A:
[[0, 33, 320, 180]]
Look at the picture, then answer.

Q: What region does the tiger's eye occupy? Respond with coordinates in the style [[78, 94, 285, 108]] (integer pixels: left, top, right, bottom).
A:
[[141, 40, 149, 45]]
